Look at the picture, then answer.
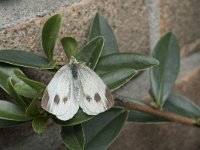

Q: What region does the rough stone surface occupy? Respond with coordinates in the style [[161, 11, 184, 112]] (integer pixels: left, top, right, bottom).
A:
[[0, 0, 81, 29], [160, 0, 200, 55], [0, 0, 150, 65]]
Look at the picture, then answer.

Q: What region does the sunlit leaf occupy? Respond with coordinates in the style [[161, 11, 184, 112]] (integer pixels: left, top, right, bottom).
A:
[[61, 37, 79, 58], [42, 14, 61, 62]]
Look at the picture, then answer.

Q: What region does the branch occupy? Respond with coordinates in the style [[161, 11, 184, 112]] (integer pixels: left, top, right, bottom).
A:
[[115, 98, 197, 127]]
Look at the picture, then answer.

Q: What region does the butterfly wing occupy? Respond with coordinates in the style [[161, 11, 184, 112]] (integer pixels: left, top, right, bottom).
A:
[[41, 65, 79, 121], [78, 64, 114, 115]]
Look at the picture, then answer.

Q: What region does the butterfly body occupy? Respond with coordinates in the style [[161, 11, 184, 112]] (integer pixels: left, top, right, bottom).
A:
[[41, 57, 114, 121]]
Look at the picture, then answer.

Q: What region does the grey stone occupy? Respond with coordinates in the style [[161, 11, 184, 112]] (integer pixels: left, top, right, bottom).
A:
[[0, 0, 82, 29]]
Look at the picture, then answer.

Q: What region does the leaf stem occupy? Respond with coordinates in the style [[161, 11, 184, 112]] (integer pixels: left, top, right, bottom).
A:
[[115, 98, 197, 127]]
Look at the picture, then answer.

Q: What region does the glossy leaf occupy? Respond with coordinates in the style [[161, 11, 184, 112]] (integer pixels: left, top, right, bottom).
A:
[[61, 37, 78, 57], [32, 116, 48, 134], [42, 14, 61, 62], [83, 108, 128, 150], [100, 68, 137, 91], [76, 36, 104, 70], [0, 100, 29, 121], [0, 64, 24, 94], [0, 50, 56, 69], [88, 12, 119, 56], [13, 81, 37, 99], [7, 78, 27, 109], [150, 32, 180, 107], [16, 75, 46, 92], [95, 53, 159, 73], [61, 124, 84, 150], [164, 93, 200, 118], [52, 109, 93, 126]]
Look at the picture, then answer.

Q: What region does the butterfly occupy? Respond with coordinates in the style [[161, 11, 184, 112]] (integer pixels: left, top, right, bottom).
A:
[[41, 57, 114, 121]]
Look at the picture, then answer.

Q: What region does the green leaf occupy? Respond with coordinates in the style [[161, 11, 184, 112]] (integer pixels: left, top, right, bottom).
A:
[[100, 68, 137, 91], [83, 108, 128, 150], [0, 50, 56, 69], [61, 37, 78, 58], [52, 109, 93, 126], [0, 100, 29, 121], [0, 119, 27, 128], [150, 32, 180, 107], [95, 53, 159, 74], [42, 14, 61, 62], [164, 93, 200, 118], [16, 74, 46, 92], [0, 64, 24, 94], [61, 124, 85, 150], [26, 92, 43, 118], [32, 116, 48, 134], [7, 78, 27, 109], [88, 12, 119, 56], [76, 36, 104, 70]]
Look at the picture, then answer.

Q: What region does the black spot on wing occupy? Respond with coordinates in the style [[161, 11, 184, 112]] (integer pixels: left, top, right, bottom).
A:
[[54, 95, 60, 104], [94, 93, 101, 102]]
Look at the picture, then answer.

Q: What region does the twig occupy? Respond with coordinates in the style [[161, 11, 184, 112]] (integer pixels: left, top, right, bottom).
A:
[[115, 98, 197, 127]]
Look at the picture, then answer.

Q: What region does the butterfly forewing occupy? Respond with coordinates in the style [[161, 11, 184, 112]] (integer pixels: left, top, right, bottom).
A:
[[41, 65, 79, 120], [78, 64, 114, 115]]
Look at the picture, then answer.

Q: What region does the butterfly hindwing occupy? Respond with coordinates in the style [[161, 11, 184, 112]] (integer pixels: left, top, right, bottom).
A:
[[78, 64, 114, 115], [41, 65, 79, 120]]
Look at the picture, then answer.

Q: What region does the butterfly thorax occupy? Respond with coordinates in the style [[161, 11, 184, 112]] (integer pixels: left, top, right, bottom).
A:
[[69, 63, 78, 79]]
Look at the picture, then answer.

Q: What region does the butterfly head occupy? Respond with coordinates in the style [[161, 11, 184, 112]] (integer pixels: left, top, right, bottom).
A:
[[70, 56, 78, 64]]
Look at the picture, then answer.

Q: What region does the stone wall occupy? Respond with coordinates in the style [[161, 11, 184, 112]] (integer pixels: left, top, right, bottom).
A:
[[0, 0, 200, 150]]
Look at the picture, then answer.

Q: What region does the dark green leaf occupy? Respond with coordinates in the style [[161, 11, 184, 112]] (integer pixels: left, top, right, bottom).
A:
[[83, 108, 128, 150], [164, 93, 200, 118], [26, 92, 43, 118], [128, 111, 167, 123], [0, 119, 28, 128], [52, 109, 93, 126], [42, 14, 61, 62], [100, 68, 137, 91], [61, 124, 84, 150], [88, 12, 119, 56], [61, 37, 78, 58], [0, 100, 29, 121], [95, 53, 159, 73], [32, 116, 48, 134], [0, 50, 56, 69], [150, 32, 180, 107], [76, 36, 104, 70]]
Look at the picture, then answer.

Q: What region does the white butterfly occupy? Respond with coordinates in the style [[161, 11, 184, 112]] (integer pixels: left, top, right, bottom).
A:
[[41, 57, 114, 121]]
